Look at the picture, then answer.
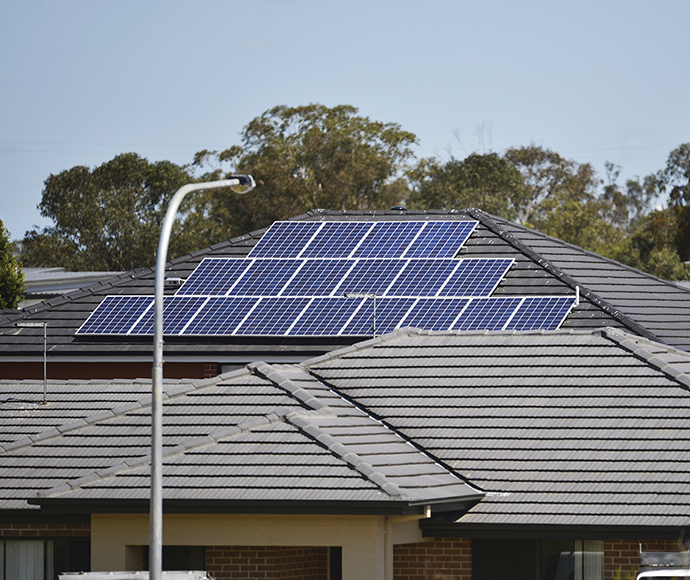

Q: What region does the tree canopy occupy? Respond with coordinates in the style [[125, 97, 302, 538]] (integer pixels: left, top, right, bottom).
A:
[[192, 104, 418, 238], [21, 153, 196, 271], [0, 219, 24, 309], [16, 103, 690, 282]]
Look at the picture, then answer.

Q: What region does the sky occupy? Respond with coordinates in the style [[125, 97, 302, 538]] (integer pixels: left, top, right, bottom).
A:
[[1, 0, 689, 241]]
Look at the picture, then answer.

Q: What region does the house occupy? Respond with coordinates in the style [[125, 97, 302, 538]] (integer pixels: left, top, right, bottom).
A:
[[1, 328, 690, 579], [1, 209, 690, 579], [2, 209, 689, 382]]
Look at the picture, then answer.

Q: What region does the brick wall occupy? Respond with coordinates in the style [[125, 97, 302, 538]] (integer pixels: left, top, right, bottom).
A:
[[205, 545, 327, 580], [605, 539, 686, 580], [395, 537, 472, 580], [203, 363, 219, 379], [0, 522, 90, 538]]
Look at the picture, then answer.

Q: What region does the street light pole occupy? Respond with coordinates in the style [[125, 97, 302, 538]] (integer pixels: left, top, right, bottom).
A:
[[150, 176, 255, 580]]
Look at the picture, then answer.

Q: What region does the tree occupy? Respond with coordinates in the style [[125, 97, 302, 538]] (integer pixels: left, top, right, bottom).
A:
[[657, 143, 690, 262], [193, 104, 418, 238], [21, 153, 196, 271], [0, 219, 24, 309], [407, 153, 526, 221]]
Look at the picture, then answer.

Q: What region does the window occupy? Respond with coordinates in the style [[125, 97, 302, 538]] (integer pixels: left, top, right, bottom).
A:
[[0, 539, 90, 580], [474, 538, 604, 580]]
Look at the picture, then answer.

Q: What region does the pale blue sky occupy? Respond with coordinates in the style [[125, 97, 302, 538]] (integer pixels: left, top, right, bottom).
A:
[[1, 0, 689, 241]]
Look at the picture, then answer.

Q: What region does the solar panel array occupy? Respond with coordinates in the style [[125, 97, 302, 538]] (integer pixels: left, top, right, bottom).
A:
[[77, 220, 578, 337]]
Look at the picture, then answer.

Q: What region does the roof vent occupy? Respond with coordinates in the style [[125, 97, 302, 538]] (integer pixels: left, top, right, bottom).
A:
[[390, 205, 407, 211], [165, 277, 185, 287]]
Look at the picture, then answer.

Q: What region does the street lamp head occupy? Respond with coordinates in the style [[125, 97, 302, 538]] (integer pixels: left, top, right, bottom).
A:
[[229, 174, 256, 195]]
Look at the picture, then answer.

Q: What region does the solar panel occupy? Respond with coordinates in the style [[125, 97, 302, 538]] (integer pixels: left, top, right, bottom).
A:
[[352, 222, 423, 258], [504, 296, 576, 331], [235, 297, 311, 335], [340, 297, 417, 335], [248, 221, 322, 258], [336, 260, 406, 296], [129, 296, 208, 335], [79, 219, 578, 337], [287, 297, 364, 336], [230, 259, 304, 296], [402, 221, 477, 258], [176, 258, 249, 296], [76, 296, 153, 335], [439, 258, 513, 297], [398, 298, 471, 331], [386, 259, 461, 297], [451, 297, 523, 331], [182, 297, 259, 335], [298, 222, 374, 258], [280, 259, 355, 296]]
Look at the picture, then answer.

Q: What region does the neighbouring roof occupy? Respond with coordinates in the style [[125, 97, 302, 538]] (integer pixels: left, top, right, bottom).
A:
[[0, 364, 480, 514], [1, 209, 688, 366], [1, 327, 690, 534], [304, 327, 690, 532]]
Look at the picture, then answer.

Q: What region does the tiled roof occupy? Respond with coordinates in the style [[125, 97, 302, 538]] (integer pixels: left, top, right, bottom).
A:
[[305, 327, 690, 529], [5, 208, 689, 368], [0, 365, 480, 512]]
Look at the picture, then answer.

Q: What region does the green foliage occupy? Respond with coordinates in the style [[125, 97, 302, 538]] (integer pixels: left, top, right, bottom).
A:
[[408, 153, 525, 220], [660, 143, 690, 207], [0, 219, 24, 309], [21, 153, 196, 271], [608, 208, 690, 280], [193, 104, 418, 238]]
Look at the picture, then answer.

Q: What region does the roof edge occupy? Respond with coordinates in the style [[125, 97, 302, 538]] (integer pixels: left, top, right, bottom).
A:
[[467, 208, 665, 344]]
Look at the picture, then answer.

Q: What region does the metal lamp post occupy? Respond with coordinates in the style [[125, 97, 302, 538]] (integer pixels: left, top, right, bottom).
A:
[[150, 175, 255, 580], [15, 322, 48, 404]]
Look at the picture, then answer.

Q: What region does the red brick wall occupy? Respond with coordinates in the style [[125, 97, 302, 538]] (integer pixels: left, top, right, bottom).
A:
[[0, 522, 90, 538], [205, 545, 327, 580], [203, 363, 219, 379], [605, 539, 686, 580], [395, 537, 472, 580]]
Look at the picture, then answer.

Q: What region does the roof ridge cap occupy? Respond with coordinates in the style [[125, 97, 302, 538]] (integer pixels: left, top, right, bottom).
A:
[[284, 411, 410, 500], [601, 328, 690, 391], [35, 411, 288, 499], [467, 209, 664, 344], [247, 362, 330, 411]]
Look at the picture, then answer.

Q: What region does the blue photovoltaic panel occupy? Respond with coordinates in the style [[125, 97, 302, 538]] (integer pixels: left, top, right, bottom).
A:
[[229, 259, 304, 296], [400, 298, 471, 331], [299, 222, 374, 258], [129, 296, 208, 335], [386, 260, 460, 297], [176, 259, 249, 296], [337, 260, 406, 295], [76, 296, 153, 335], [403, 221, 477, 258], [248, 221, 322, 258], [451, 297, 522, 331], [439, 258, 513, 297], [505, 296, 576, 331], [182, 297, 258, 335], [287, 297, 363, 336], [341, 297, 416, 336], [235, 297, 311, 335], [352, 222, 423, 259], [280, 259, 355, 296]]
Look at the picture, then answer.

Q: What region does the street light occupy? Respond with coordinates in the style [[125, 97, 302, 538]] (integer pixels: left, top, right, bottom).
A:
[[16, 322, 48, 405], [150, 176, 255, 580], [343, 292, 377, 337]]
